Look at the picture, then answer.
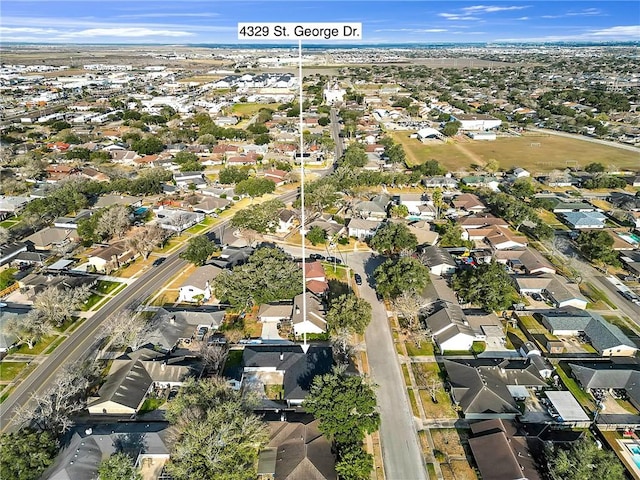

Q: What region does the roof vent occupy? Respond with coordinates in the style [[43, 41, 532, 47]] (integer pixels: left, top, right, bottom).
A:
[[280, 352, 284, 361]]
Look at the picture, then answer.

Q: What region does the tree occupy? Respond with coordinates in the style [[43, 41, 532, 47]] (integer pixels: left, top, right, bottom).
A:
[[231, 199, 284, 233], [327, 293, 372, 336], [14, 361, 97, 435], [0, 429, 58, 480], [585, 162, 606, 173], [98, 452, 141, 480], [33, 284, 91, 327], [218, 166, 249, 184], [417, 159, 445, 176], [306, 225, 327, 245], [4, 310, 54, 349], [576, 230, 620, 268], [180, 235, 218, 266], [214, 247, 303, 308], [131, 136, 164, 155], [442, 121, 461, 136], [335, 443, 374, 480], [179, 159, 204, 172], [485, 158, 500, 173], [452, 260, 514, 311], [369, 222, 418, 256], [548, 438, 625, 480], [392, 291, 424, 333], [235, 177, 275, 198], [101, 310, 157, 351], [390, 204, 409, 218], [125, 225, 168, 259], [340, 144, 367, 168], [509, 177, 535, 200], [374, 257, 430, 299], [303, 366, 380, 445], [165, 377, 268, 480], [318, 116, 330, 126], [96, 205, 131, 240], [174, 151, 199, 165], [432, 188, 445, 220]]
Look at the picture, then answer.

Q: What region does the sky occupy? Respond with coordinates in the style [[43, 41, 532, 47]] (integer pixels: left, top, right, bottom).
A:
[[1, 0, 639, 44]]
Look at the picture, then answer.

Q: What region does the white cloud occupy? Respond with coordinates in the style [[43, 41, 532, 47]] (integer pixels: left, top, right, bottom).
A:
[[438, 13, 480, 21], [496, 24, 640, 42], [462, 5, 530, 13], [0, 27, 60, 34], [542, 8, 604, 19], [57, 27, 194, 38], [117, 12, 219, 19], [516, 17, 529, 21]]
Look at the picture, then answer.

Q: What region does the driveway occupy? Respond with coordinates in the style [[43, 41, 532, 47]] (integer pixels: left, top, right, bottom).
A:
[[261, 322, 283, 340]]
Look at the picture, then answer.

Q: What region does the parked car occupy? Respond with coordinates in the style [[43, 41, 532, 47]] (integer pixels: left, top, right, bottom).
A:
[[195, 326, 208, 341], [531, 293, 544, 301], [310, 253, 325, 260], [354, 273, 362, 285], [326, 256, 342, 265]]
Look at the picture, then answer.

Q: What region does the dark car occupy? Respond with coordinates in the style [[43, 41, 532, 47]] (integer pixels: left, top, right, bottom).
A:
[[354, 273, 363, 285], [152, 257, 166, 267], [310, 253, 325, 261], [531, 293, 544, 301], [326, 256, 342, 265]]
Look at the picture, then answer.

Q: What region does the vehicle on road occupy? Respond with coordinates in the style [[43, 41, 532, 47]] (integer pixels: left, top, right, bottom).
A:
[[152, 257, 166, 266], [354, 273, 363, 285]]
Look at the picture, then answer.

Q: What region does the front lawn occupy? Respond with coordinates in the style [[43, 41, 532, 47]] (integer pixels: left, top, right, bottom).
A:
[[80, 293, 105, 311], [0, 361, 29, 382], [138, 397, 166, 414], [406, 341, 435, 357], [96, 280, 123, 295], [10, 335, 60, 355]]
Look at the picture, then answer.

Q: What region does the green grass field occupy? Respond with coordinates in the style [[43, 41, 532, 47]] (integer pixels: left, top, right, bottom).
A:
[[231, 102, 280, 117], [0, 362, 29, 382], [390, 131, 640, 173]]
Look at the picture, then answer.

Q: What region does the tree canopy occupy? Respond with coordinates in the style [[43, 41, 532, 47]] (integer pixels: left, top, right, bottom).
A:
[[231, 199, 284, 233], [219, 166, 250, 184], [452, 260, 515, 311], [235, 177, 275, 198], [180, 235, 218, 266], [576, 230, 620, 268], [213, 247, 303, 308], [369, 222, 418, 256], [547, 439, 625, 480], [339, 144, 367, 168], [373, 257, 430, 299], [306, 225, 327, 245], [0, 429, 58, 480], [165, 377, 268, 480], [326, 293, 372, 336], [303, 366, 380, 446]]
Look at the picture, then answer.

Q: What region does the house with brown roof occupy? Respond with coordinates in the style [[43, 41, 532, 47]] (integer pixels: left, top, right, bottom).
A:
[[495, 248, 555, 275], [258, 417, 337, 480], [485, 226, 528, 251], [88, 242, 135, 273], [24, 227, 76, 251], [264, 169, 289, 186], [452, 193, 487, 214]]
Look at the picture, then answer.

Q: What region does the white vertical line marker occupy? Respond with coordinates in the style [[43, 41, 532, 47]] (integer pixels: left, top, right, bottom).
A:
[[299, 39, 307, 351]]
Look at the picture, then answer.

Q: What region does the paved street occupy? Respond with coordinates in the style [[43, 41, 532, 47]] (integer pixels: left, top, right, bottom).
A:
[[353, 253, 427, 480]]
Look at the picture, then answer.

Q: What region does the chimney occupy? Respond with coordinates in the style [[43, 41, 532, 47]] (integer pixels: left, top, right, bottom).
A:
[[161, 361, 166, 371], [280, 352, 284, 361], [170, 315, 176, 325], [295, 306, 300, 315], [85, 428, 93, 435]]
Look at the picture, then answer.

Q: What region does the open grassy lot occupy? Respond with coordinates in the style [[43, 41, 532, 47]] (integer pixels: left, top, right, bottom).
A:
[[390, 131, 640, 173], [0, 361, 29, 382], [412, 362, 458, 418], [231, 102, 280, 117], [10, 335, 61, 355]]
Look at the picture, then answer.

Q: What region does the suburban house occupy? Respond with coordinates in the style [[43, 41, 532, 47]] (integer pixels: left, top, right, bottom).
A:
[[258, 417, 337, 480], [258, 303, 293, 323], [459, 214, 509, 231], [87, 242, 135, 273], [514, 275, 588, 309], [393, 193, 433, 217], [443, 358, 546, 420], [210, 245, 254, 269], [53, 210, 92, 229], [519, 342, 554, 379], [277, 209, 297, 233], [94, 194, 143, 209], [426, 303, 478, 352], [485, 226, 528, 251], [0, 242, 28, 267], [174, 171, 206, 189], [44, 422, 171, 480], [292, 293, 326, 336], [200, 184, 236, 198], [451, 193, 487, 214], [178, 264, 222, 303], [421, 246, 457, 276], [569, 359, 640, 412], [153, 207, 204, 232], [0, 195, 31, 215], [422, 175, 458, 190], [468, 419, 541, 480], [407, 221, 439, 247], [460, 176, 500, 191], [495, 248, 556, 275], [147, 309, 225, 352], [347, 218, 380, 240], [88, 348, 201, 415], [264, 169, 289, 186], [304, 261, 329, 295], [352, 194, 390, 221], [562, 211, 607, 229], [542, 197, 594, 213], [537, 309, 638, 357], [239, 345, 333, 408], [24, 227, 76, 251], [192, 196, 231, 214]]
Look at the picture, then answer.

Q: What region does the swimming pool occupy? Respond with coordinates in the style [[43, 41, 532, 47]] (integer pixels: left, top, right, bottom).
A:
[[626, 444, 640, 468], [618, 233, 640, 246]]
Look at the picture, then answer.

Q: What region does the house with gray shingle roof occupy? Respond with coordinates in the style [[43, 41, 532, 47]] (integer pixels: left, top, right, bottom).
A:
[[561, 211, 607, 229], [538, 309, 638, 357]]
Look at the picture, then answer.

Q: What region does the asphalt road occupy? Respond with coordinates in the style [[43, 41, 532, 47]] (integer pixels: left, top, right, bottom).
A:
[[330, 107, 344, 159]]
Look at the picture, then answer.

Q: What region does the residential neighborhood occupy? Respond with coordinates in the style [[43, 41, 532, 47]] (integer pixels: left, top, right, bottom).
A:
[[0, 26, 639, 480]]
